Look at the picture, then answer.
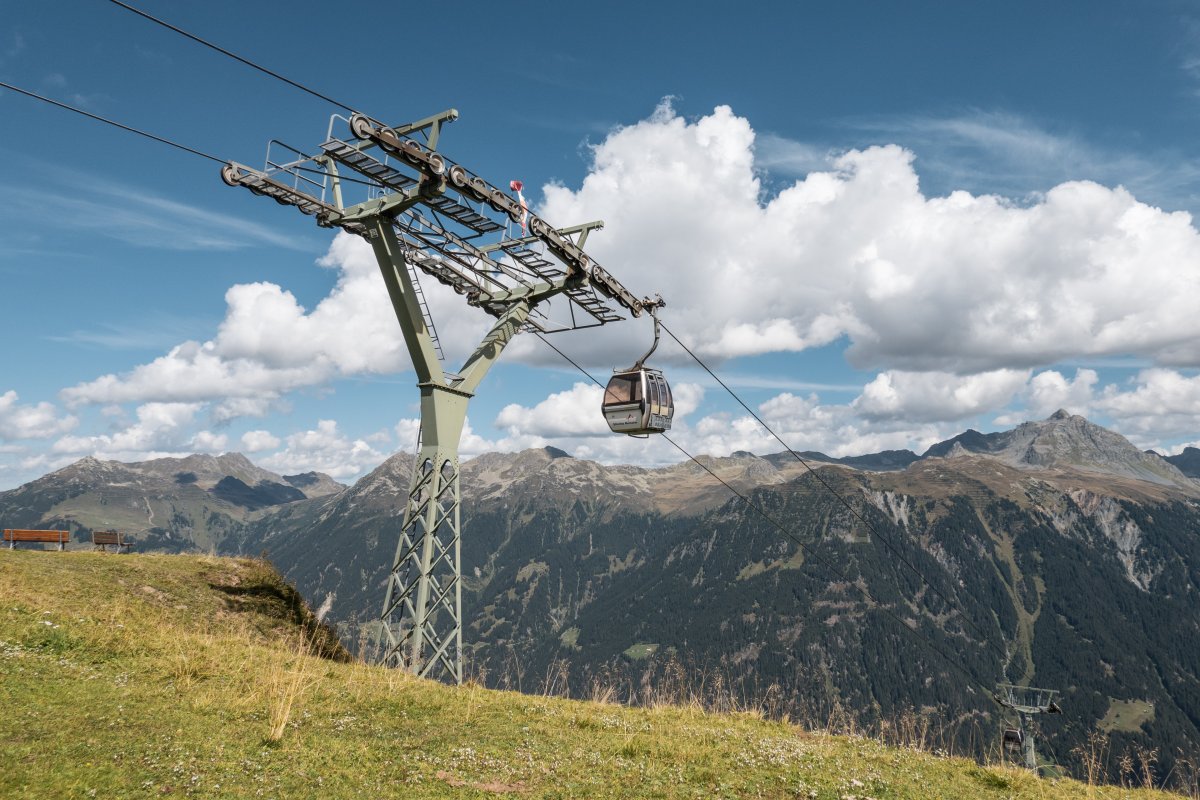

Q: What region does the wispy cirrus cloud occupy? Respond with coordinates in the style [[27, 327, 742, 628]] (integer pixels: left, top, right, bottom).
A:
[[762, 110, 1200, 214], [2, 31, 25, 62], [13, 186, 311, 251], [857, 111, 1200, 206], [755, 135, 833, 175], [4, 162, 314, 252], [47, 314, 217, 351]]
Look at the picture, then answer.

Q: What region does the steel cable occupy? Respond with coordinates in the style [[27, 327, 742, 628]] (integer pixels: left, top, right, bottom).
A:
[[105, 0, 358, 114], [532, 331, 1002, 698], [0, 80, 225, 163], [657, 320, 1014, 667]]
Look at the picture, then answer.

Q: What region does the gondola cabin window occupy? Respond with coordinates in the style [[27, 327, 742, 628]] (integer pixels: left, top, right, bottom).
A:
[[603, 374, 642, 405]]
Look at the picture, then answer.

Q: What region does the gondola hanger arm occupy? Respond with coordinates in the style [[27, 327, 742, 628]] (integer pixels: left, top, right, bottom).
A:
[[632, 295, 665, 370]]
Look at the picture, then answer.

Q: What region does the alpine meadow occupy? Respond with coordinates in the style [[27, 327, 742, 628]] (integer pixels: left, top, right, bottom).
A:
[[3, 2, 1200, 797]]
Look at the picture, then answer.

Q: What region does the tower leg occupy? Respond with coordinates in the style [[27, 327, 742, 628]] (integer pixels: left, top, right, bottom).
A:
[[1021, 713, 1038, 771], [379, 443, 462, 683], [365, 214, 539, 685]]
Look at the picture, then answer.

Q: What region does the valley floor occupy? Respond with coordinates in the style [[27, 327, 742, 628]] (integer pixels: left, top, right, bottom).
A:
[[0, 551, 1184, 799]]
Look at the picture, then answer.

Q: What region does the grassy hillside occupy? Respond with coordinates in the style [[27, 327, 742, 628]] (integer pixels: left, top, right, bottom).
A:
[[0, 552, 1185, 799]]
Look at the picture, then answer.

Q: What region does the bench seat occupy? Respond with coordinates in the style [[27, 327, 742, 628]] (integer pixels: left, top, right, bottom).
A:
[[3, 529, 70, 550]]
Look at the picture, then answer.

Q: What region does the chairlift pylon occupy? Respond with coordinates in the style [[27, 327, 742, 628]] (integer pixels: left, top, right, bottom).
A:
[[602, 298, 673, 436]]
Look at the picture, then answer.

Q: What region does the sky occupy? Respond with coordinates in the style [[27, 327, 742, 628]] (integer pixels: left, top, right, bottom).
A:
[[2, 0, 1200, 489]]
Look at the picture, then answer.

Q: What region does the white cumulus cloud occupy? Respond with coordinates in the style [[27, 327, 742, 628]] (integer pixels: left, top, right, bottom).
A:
[[0, 391, 77, 441], [52, 402, 203, 461], [527, 102, 1200, 374], [1094, 369, 1200, 442], [240, 430, 281, 453], [853, 369, 1031, 422], [257, 420, 387, 480]]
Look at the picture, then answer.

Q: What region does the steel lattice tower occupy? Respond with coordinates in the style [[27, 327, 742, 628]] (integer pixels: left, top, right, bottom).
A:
[[995, 683, 1063, 773], [223, 108, 657, 681]]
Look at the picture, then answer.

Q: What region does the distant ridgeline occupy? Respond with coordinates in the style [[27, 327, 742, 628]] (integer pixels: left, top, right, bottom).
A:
[[0, 453, 343, 553], [3, 413, 1199, 779]]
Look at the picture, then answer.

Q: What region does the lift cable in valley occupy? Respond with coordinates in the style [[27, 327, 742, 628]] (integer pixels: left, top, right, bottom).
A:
[[996, 684, 1063, 773], [535, 332, 1003, 699], [655, 321, 1014, 667]]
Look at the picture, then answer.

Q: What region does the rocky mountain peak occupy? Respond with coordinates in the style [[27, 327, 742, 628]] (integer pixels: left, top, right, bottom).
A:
[[216, 452, 257, 470], [282, 471, 345, 498], [1164, 446, 1200, 479], [943, 441, 972, 459], [49, 456, 114, 480], [924, 411, 1195, 489]]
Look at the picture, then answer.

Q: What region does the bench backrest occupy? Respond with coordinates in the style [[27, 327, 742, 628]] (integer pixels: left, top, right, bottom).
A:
[[92, 530, 125, 545], [3, 529, 69, 543]]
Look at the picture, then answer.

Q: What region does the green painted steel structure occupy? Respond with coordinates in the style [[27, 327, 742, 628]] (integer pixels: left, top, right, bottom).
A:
[[223, 108, 656, 682], [995, 683, 1063, 773]]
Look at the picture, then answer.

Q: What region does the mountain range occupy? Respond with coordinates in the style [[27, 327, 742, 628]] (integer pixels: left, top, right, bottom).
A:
[[0, 452, 342, 551], [2, 411, 1198, 777]]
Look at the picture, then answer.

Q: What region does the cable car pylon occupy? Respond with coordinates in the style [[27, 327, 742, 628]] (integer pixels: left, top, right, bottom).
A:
[[223, 108, 664, 682], [994, 683, 1063, 773]]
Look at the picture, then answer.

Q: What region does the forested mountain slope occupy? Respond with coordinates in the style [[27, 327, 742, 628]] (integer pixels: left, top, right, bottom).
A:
[[4, 412, 1197, 778], [238, 412, 1200, 776]]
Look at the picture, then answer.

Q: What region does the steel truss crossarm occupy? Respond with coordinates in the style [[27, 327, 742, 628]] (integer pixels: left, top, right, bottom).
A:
[[222, 107, 662, 683]]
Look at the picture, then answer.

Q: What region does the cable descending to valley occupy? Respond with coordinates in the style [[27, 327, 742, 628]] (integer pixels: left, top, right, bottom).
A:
[[658, 320, 1015, 668], [533, 331, 1005, 699]]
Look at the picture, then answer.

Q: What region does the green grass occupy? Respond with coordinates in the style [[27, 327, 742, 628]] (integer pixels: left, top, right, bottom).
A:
[[0, 551, 1183, 799], [1099, 698, 1156, 733], [623, 642, 660, 661], [737, 550, 805, 581], [558, 626, 581, 650]]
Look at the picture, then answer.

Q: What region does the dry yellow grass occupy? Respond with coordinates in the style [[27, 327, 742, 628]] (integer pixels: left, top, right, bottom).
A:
[[0, 550, 1187, 799]]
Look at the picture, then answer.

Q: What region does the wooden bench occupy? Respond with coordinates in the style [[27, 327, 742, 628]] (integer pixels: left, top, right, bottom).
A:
[[3, 529, 70, 551], [92, 530, 132, 553]]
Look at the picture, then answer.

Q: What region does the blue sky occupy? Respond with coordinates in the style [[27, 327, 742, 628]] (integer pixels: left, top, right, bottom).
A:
[[2, 0, 1200, 488]]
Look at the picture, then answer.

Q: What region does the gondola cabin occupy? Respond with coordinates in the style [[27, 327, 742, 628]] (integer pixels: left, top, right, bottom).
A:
[[1002, 728, 1024, 751], [602, 367, 673, 435]]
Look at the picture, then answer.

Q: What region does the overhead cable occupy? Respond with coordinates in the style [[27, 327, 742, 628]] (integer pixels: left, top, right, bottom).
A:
[[105, 0, 358, 114], [0, 80, 225, 163], [0, 82, 388, 196], [533, 331, 1000, 697], [658, 320, 1012, 666]]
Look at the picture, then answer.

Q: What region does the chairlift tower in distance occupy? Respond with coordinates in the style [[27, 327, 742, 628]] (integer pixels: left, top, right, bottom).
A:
[[994, 683, 1062, 772], [223, 108, 661, 683]]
